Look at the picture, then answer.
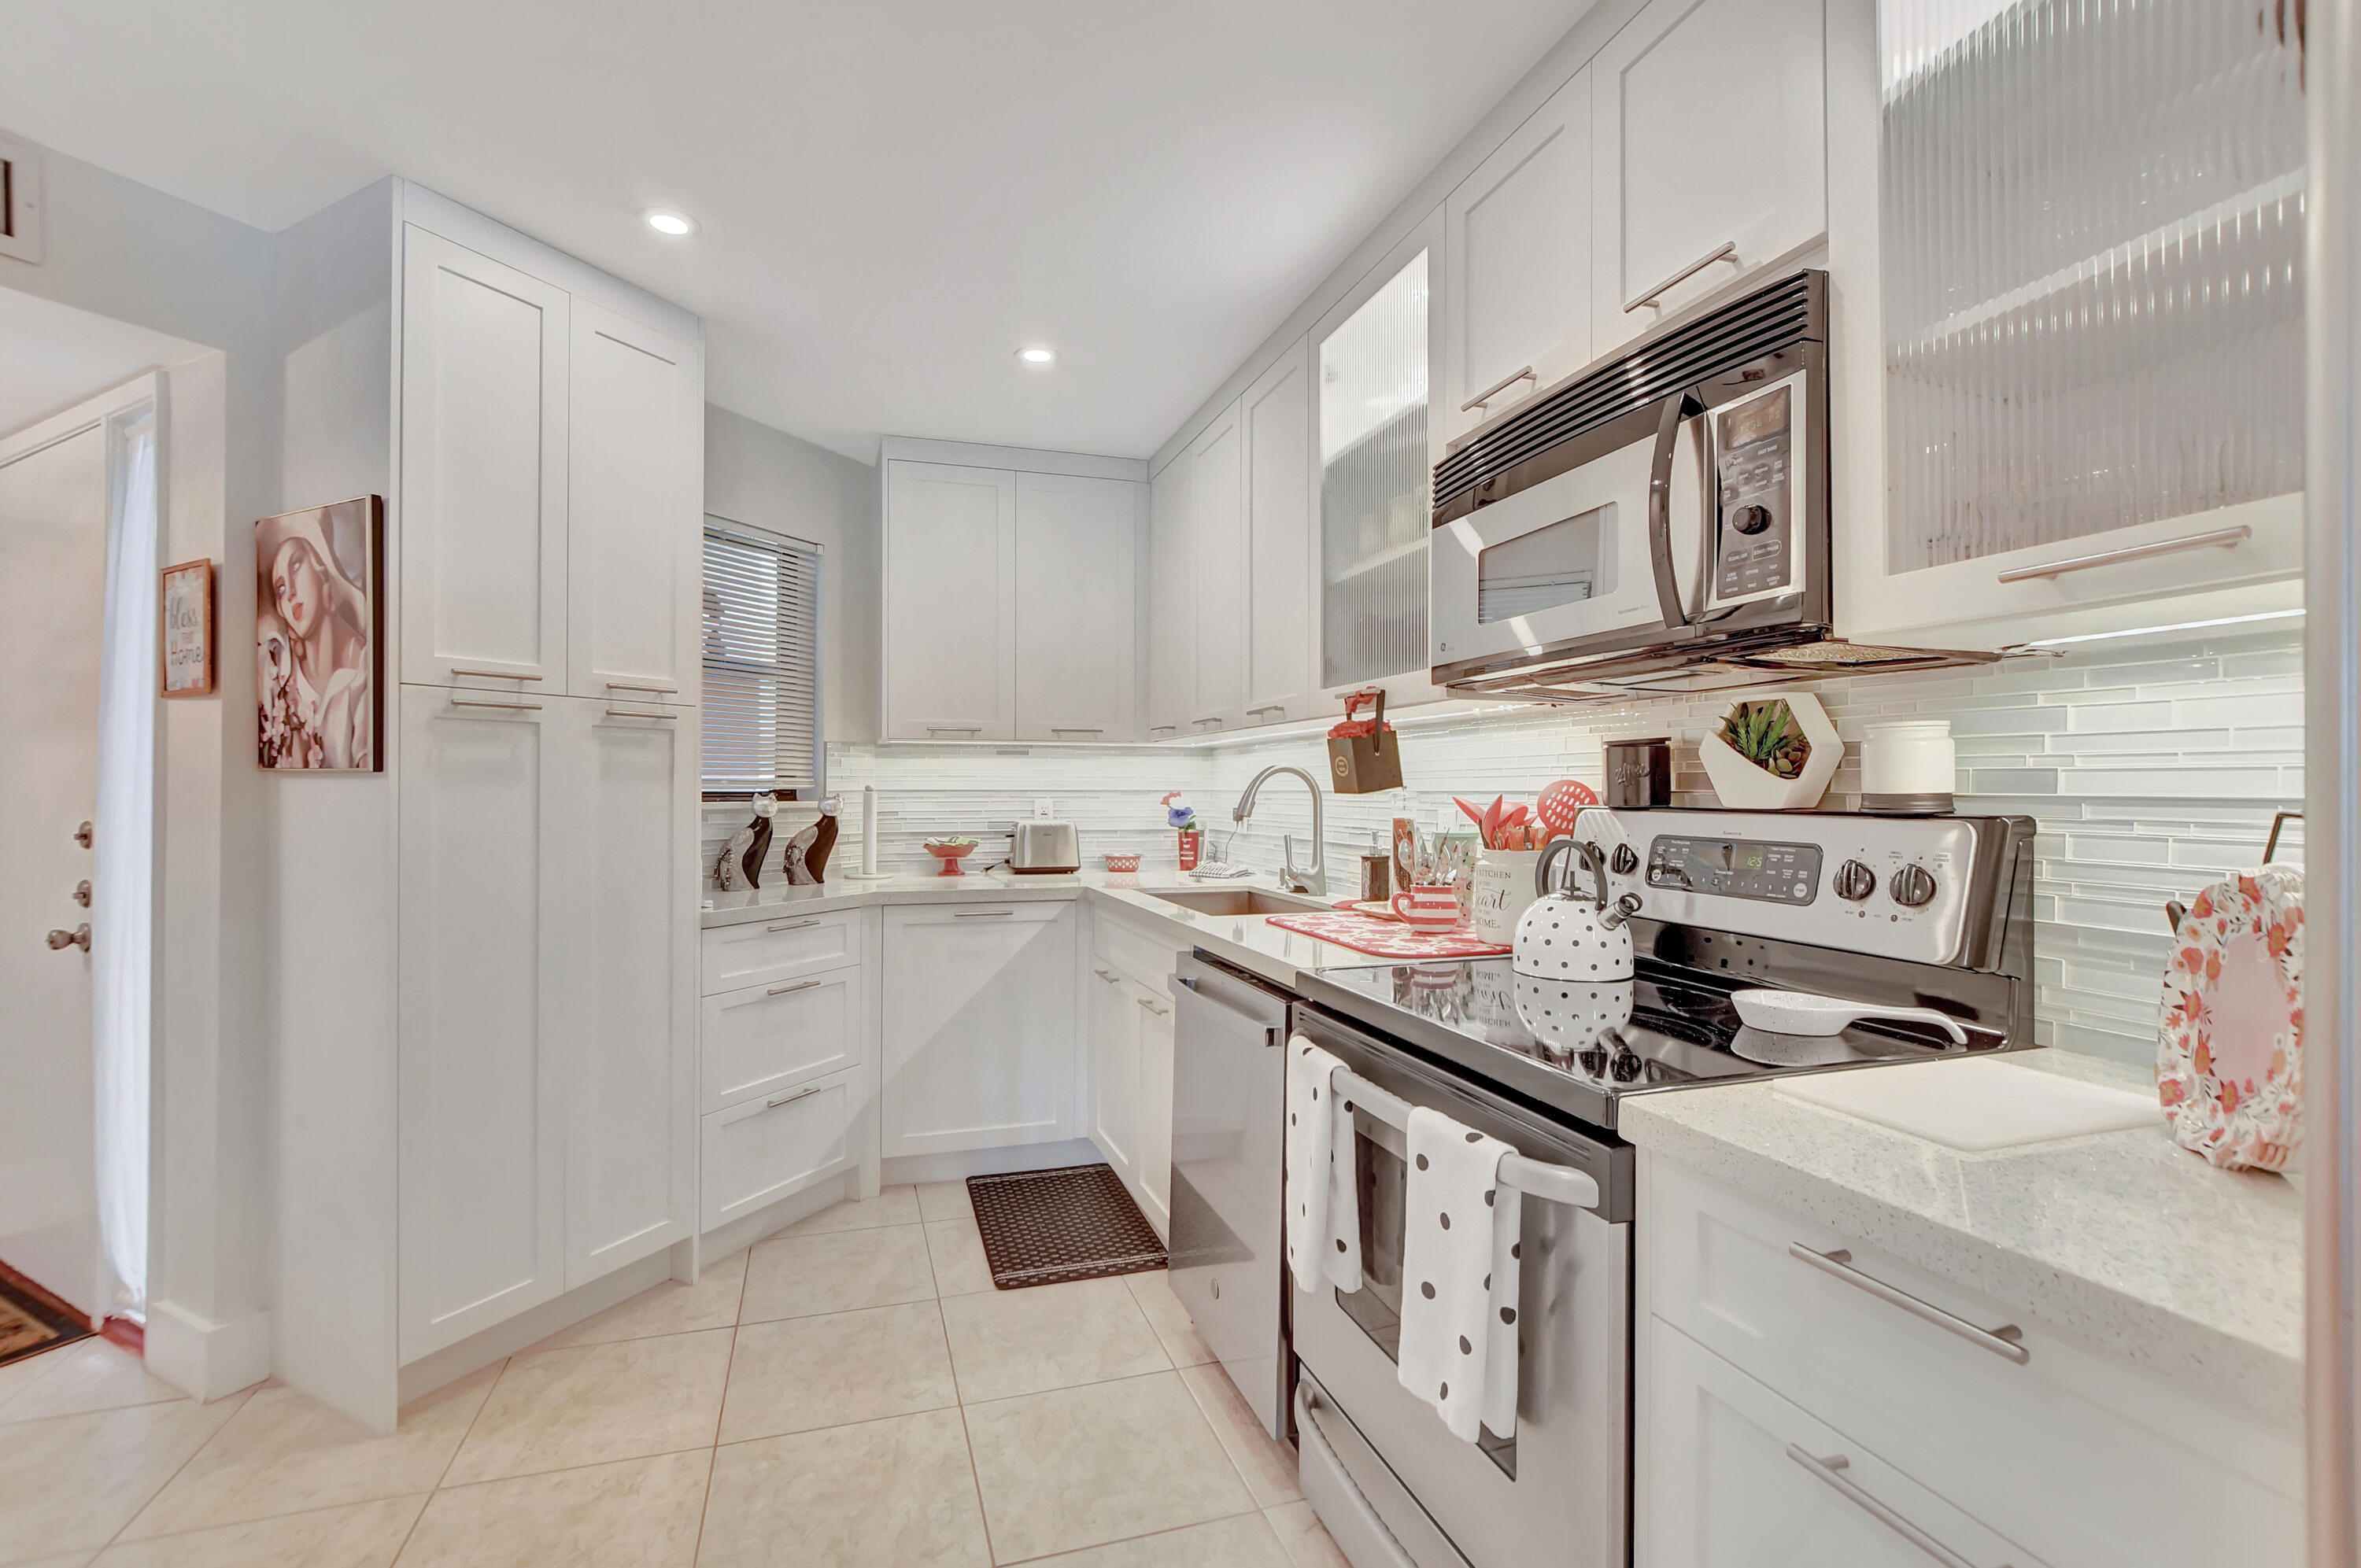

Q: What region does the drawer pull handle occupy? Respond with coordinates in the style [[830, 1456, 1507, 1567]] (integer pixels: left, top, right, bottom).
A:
[[954, 909, 1014, 918], [765, 1085, 824, 1110], [1993, 524, 2250, 583], [606, 681, 678, 695], [450, 696, 543, 712], [1246, 704, 1288, 718], [604, 707, 678, 720], [1625, 239, 1740, 313], [766, 980, 822, 998], [451, 668, 544, 681], [1785, 1448, 2004, 1568], [1093, 967, 1122, 984], [1460, 364, 1536, 413], [1051, 727, 1105, 736], [1138, 998, 1171, 1016], [765, 919, 821, 932], [1789, 1244, 2028, 1364]]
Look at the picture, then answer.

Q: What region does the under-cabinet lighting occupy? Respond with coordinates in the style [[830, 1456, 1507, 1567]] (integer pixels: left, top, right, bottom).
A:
[[1017, 347, 1059, 366], [643, 209, 697, 237], [2016, 607, 2304, 649]]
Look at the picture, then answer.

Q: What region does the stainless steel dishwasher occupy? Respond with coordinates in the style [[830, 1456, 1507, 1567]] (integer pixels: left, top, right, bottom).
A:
[[1167, 950, 1294, 1440]]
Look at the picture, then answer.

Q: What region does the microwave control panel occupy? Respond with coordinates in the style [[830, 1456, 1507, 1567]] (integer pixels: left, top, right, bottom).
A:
[[1710, 374, 1803, 607]]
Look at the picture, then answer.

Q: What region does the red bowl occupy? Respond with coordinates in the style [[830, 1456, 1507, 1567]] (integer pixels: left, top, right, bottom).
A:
[[925, 841, 978, 876]]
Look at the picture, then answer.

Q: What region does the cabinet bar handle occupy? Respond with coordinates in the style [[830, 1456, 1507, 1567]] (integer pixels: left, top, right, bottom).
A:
[[1138, 998, 1171, 1016], [955, 909, 1014, 918], [1625, 239, 1740, 313], [1993, 524, 2251, 583], [1149, 726, 1178, 737], [1784, 1448, 2002, 1568], [451, 668, 544, 681], [1093, 967, 1121, 983], [450, 696, 542, 711], [1246, 704, 1288, 718], [764, 1084, 824, 1109], [1788, 1244, 2028, 1363], [1051, 727, 1105, 736], [1460, 364, 1536, 412], [606, 681, 678, 695], [766, 919, 821, 932], [604, 706, 678, 719], [766, 980, 823, 997], [926, 726, 984, 736], [1192, 718, 1225, 730]]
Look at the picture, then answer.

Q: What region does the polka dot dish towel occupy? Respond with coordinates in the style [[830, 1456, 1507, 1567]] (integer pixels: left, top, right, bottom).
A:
[[1396, 1105, 1521, 1444], [1283, 1036, 1363, 1297]]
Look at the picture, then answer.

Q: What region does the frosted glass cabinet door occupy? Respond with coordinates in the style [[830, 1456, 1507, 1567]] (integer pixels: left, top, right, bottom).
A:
[[1591, 0, 1827, 359], [883, 460, 1018, 740], [1188, 406, 1246, 733], [1240, 341, 1314, 728], [1144, 456, 1195, 740], [567, 301, 701, 705], [399, 225, 570, 687], [1014, 470, 1142, 742]]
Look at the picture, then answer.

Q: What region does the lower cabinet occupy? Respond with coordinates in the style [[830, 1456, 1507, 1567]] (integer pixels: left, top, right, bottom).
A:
[[1084, 913, 1180, 1238], [701, 1066, 862, 1232], [881, 902, 1078, 1157], [1088, 965, 1144, 1191]]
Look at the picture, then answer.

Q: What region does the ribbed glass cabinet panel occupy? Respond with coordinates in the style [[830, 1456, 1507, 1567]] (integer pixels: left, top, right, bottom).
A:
[[1880, 0, 2304, 570], [1319, 250, 1430, 688]]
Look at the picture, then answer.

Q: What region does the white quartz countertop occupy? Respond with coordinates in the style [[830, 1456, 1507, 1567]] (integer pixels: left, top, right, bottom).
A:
[[1619, 1049, 2304, 1418], [702, 867, 1390, 991]]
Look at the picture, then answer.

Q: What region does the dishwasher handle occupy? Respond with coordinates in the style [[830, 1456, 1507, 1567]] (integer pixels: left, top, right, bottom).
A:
[[1174, 973, 1284, 1047]]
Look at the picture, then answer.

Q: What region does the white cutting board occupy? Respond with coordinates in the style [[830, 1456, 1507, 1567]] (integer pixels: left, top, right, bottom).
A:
[[1775, 1057, 2160, 1152]]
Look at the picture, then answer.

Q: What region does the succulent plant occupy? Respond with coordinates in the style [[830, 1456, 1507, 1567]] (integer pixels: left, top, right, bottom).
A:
[[1716, 699, 1812, 780]]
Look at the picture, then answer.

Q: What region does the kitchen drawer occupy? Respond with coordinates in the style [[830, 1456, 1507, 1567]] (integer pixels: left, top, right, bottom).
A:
[[700, 909, 859, 994], [701, 968, 866, 1114], [1643, 1156, 2303, 1567], [1092, 910, 1180, 995], [700, 1067, 859, 1232]]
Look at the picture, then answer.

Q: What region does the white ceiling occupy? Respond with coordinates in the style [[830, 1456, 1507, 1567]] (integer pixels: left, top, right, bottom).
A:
[[0, 287, 205, 440], [0, 0, 1595, 463]]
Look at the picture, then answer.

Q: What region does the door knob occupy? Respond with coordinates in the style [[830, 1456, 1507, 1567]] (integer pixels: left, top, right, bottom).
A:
[[72, 821, 93, 849], [72, 880, 91, 908], [46, 924, 91, 952]]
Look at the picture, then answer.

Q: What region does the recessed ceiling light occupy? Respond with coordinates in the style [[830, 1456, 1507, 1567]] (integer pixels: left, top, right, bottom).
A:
[[643, 209, 697, 237], [1017, 347, 1058, 366]]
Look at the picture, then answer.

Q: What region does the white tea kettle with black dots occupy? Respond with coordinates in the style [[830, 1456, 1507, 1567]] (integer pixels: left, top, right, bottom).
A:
[[1513, 839, 1641, 981]]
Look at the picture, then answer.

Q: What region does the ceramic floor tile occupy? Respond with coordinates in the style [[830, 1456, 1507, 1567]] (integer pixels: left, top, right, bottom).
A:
[[1124, 1271, 1216, 1369], [0, 1340, 187, 1425], [394, 1450, 708, 1568], [1179, 1363, 1300, 1508], [0, 1342, 75, 1411], [915, 1179, 975, 1222], [440, 1329, 731, 1485], [13, 1555, 96, 1568], [1263, 1503, 1350, 1568], [0, 1391, 247, 1562], [121, 1367, 494, 1540], [772, 1186, 921, 1238], [91, 1494, 426, 1568], [940, 1277, 1169, 1404], [698, 1408, 989, 1568], [1028, 1513, 1292, 1567], [738, 1223, 934, 1323], [528, 1249, 747, 1352], [718, 1301, 955, 1444], [962, 1371, 1255, 1562], [925, 1219, 996, 1297]]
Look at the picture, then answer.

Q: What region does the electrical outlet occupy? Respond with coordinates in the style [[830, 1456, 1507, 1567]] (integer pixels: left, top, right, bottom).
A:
[[1033, 798, 1055, 820]]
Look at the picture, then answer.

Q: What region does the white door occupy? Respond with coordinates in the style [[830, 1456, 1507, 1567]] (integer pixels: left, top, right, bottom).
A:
[[880, 903, 1077, 1157], [567, 301, 700, 705], [397, 687, 566, 1360], [1132, 983, 1174, 1238], [1443, 67, 1594, 439], [399, 225, 571, 689], [1591, 0, 1827, 358], [1014, 471, 1141, 741], [1144, 455, 1195, 740], [1187, 406, 1245, 733], [558, 695, 693, 1289], [0, 404, 111, 1319], [883, 461, 1018, 740], [1087, 963, 1140, 1190], [1240, 342, 1314, 728]]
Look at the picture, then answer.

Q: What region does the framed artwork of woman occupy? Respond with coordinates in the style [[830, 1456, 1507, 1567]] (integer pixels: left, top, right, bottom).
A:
[[256, 496, 383, 772]]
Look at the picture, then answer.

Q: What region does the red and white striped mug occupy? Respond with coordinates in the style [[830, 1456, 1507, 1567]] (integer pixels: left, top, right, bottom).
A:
[[1390, 884, 1460, 932]]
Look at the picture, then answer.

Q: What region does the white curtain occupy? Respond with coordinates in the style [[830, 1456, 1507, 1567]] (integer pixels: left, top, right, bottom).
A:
[[92, 411, 155, 1322]]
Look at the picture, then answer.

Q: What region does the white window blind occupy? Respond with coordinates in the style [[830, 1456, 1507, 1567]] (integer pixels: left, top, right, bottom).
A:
[[702, 516, 821, 794]]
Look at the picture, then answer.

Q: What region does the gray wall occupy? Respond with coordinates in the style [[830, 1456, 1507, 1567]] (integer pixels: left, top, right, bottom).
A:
[[704, 404, 881, 749]]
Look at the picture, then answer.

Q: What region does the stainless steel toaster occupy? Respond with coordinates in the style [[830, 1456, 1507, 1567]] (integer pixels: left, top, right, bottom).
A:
[[1007, 820, 1081, 875]]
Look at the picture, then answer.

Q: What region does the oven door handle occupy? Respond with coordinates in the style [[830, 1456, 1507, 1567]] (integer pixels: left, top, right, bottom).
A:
[[1330, 1064, 1602, 1211], [1648, 386, 1705, 630]]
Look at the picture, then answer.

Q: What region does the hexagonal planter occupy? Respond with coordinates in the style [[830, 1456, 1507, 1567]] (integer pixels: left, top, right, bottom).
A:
[[1697, 690, 1841, 810]]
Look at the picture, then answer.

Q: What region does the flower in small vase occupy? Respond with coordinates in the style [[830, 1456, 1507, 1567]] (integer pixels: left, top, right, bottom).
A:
[[1159, 791, 1199, 832]]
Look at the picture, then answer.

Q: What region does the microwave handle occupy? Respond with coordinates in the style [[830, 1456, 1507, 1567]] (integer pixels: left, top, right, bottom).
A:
[[1648, 388, 1707, 629]]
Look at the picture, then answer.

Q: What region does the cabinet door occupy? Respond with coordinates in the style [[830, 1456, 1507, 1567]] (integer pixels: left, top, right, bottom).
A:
[[397, 688, 565, 1360], [1591, 0, 1826, 358], [1443, 68, 1593, 440], [1240, 342, 1314, 728], [559, 697, 694, 1288], [1144, 455, 1195, 740], [1187, 406, 1245, 734], [567, 301, 700, 704], [880, 903, 1078, 1157], [1087, 963, 1140, 1190], [1015, 471, 1142, 741], [1640, 1323, 2030, 1568], [399, 225, 569, 688], [883, 461, 1018, 740], [1133, 983, 1174, 1239]]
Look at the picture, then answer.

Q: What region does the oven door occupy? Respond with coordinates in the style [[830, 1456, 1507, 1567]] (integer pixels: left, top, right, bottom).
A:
[[1289, 1007, 1631, 1568]]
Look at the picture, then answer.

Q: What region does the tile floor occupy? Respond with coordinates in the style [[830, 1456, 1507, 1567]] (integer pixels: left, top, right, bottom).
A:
[[0, 1182, 1347, 1567]]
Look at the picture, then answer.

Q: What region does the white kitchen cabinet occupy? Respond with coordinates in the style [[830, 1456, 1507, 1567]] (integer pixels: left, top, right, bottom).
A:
[[1087, 963, 1142, 1192], [1134, 983, 1174, 1233], [1442, 68, 1594, 441], [881, 902, 1078, 1157], [1085, 913, 1183, 1238], [566, 301, 701, 704], [701, 1066, 862, 1233], [1014, 470, 1141, 741], [1240, 341, 1314, 728], [1590, 0, 1827, 359], [398, 225, 571, 688], [701, 966, 866, 1115], [699, 910, 862, 994], [883, 459, 1018, 740], [1187, 405, 1247, 733], [1144, 453, 1195, 740]]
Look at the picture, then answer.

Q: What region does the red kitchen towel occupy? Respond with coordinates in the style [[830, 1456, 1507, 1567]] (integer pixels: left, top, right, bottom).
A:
[[1265, 910, 1510, 960]]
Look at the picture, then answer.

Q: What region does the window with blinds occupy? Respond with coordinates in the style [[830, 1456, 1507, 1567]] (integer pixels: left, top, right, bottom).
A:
[[701, 517, 821, 795]]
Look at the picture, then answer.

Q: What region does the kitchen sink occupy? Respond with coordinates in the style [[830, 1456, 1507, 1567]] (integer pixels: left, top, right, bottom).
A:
[[1144, 887, 1332, 917]]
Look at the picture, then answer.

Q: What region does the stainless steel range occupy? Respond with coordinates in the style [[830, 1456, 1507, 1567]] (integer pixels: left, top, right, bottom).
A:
[[1279, 806, 2037, 1568]]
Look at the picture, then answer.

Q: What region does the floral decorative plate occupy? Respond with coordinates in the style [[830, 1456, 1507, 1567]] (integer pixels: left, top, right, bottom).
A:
[[2156, 865, 2304, 1171]]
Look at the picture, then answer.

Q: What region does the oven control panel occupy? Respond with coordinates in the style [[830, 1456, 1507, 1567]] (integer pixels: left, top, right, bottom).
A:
[[1645, 836, 1822, 905], [1709, 372, 1806, 609]]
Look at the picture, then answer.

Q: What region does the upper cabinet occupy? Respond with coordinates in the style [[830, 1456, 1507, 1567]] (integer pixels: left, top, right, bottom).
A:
[[882, 460, 1019, 741], [1145, 453, 1195, 740], [1014, 471, 1142, 742], [1187, 406, 1247, 734], [1590, 0, 1827, 359], [1441, 68, 1593, 441], [1240, 341, 1314, 727]]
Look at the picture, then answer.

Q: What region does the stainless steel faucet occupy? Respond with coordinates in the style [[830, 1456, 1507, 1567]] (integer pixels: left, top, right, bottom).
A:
[[1232, 766, 1326, 895]]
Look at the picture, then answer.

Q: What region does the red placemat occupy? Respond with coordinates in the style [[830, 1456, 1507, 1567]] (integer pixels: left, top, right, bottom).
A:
[[1265, 909, 1510, 959]]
